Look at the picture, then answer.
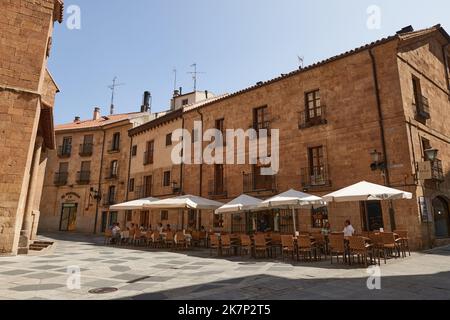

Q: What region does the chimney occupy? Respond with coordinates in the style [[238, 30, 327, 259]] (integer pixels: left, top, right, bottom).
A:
[[74, 116, 81, 123], [396, 25, 414, 35], [179, 87, 183, 95], [205, 90, 209, 99], [93, 107, 101, 120], [173, 89, 180, 97], [141, 91, 151, 113]]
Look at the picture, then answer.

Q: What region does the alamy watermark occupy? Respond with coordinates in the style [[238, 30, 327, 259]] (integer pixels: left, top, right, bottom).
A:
[[66, 265, 81, 290], [66, 5, 81, 30], [366, 5, 381, 30], [171, 121, 280, 175], [366, 265, 382, 290]]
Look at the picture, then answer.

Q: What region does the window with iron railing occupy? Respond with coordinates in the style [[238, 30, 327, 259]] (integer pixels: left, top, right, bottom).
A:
[[253, 106, 271, 136], [106, 161, 119, 179], [301, 146, 331, 188], [54, 172, 68, 186], [104, 186, 116, 205], [58, 137, 72, 158], [144, 141, 154, 165], [208, 164, 226, 196], [431, 159, 445, 181], [412, 76, 430, 120], [79, 135, 93, 156], [300, 90, 328, 128], [243, 166, 277, 193], [108, 133, 121, 152]]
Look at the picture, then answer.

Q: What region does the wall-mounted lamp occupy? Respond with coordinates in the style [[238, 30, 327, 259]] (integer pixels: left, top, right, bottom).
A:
[[370, 149, 386, 172], [424, 148, 438, 162]]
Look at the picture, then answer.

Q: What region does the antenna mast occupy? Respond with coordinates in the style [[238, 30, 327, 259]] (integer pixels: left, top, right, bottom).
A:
[[187, 63, 206, 91], [107, 76, 125, 115], [173, 68, 177, 92]]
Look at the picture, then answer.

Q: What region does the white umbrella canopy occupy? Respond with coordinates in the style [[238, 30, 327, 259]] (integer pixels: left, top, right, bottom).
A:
[[215, 194, 263, 215], [144, 195, 224, 210], [109, 197, 160, 211], [259, 189, 326, 209], [323, 181, 413, 203]]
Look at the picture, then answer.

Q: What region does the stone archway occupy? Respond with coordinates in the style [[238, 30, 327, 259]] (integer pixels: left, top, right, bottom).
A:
[[432, 196, 450, 238]]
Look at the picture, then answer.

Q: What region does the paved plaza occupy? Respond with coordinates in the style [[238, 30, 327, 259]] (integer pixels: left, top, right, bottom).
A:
[[0, 232, 449, 300]]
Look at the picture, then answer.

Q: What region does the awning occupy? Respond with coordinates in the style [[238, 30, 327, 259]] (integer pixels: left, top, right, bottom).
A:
[[144, 195, 224, 210], [215, 195, 263, 214], [323, 181, 413, 203], [109, 197, 160, 211], [259, 189, 326, 209]]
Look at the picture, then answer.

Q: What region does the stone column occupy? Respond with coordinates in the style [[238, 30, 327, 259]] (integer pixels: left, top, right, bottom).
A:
[[19, 136, 43, 251]]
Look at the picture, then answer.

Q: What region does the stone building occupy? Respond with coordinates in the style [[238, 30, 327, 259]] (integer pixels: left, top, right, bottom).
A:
[[39, 24, 450, 250], [0, 0, 63, 255], [181, 25, 450, 249], [38, 107, 152, 234]]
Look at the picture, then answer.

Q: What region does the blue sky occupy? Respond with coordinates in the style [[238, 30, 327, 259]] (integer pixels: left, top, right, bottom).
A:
[[49, 0, 450, 124]]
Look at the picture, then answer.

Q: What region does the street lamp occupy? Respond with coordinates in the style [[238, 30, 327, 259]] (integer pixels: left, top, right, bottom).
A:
[[424, 148, 438, 162], [90, 187, 102, 234], [370, 149, 386, 172]]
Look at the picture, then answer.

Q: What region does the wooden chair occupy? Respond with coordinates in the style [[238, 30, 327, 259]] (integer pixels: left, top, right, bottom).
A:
[[270, 233, 282, 258], [281, 235, 295, 260], [191, 230, 200, 247], [381, 232, 401, 260], [165, 231, 175, 249], [254, 234, 269, 258], [104, 229, 112, 245], [133, 229, 143, 246], [313, 233, 327, 259], [296, 235, 317, 262], [328, 234, 345, 264], [239, 234, 252, 256], [151, 231, 162, 248], [145, 231, 153, 246], [220, 234, 232, 256], [209, 234, 220, 256], [394, 230, 411, 257], [368, 232, 384, 265], [175, 232, 187, 250], [348, 236, 374, 267]]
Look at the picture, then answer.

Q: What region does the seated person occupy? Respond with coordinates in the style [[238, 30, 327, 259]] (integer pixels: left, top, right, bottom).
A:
[[111, 223, 121, 244]]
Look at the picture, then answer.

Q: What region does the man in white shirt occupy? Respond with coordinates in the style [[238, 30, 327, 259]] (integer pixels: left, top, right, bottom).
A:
[[343, 220, 355, 237]]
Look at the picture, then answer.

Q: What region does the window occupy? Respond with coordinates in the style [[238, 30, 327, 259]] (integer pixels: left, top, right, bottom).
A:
[[305, 89, 322, 121], [163, 171, 171, 187], [253, 106, 269, 130], [421, 137, 432, 160], [60, 137, 72, 156], [110, 160, 118, 177], [182, 99, 189, 106], [144, 175, 152, 197], [83, 135, 93, 145], [145, 141, 154, 165], [80, 135, 93, 156], [81, 161, 90, 172], [215, 118, 225, 146], [166, 133, 172, 146], [160, 210, 169, 221], [214, 164, 225, 195], [311, 207, 329, 228], [192, 128, 199, 143], [108, 186, 116, 204], [79, 161, 90, 183], [129, 178, 135, 192], [111, 132, 120, 151], [131, 145, 137, 157], [308, 146, 325, 185], [413, 76, 430, 119]]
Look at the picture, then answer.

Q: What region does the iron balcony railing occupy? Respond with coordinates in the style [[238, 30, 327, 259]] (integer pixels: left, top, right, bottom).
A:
[[208, 179, 227, 197], [301, 165, 331, 188], [54, 172, 68, 186], [105, 167, 119, 180], [431, 159, 444, 181], [252, 121, 271, 137], [415, 95, 430, 120], [103, 193, 117, 206], [107, 141, 120, 153], [76, 171, 91, 184], [79, 143, 93, 156], [299, 105, 327, 129], [57, 145, 71, 158], [243, 172, 277, 193]]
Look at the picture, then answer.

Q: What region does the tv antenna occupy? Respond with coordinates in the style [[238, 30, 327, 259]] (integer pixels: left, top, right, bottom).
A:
[[297, 55, 304, 68], [173, 68, 177, 92], [107, 76, 125, 115], [187, 63, 206, 91]]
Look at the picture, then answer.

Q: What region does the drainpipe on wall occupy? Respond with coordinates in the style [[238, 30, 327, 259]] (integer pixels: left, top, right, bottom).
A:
[[179, 116, 185, 195], [443, 44, 450, 93], [126, 136, 133, 202], [369, 48, 396, 231], [93, 129, 106, 234], [195, 108, 204, 197]]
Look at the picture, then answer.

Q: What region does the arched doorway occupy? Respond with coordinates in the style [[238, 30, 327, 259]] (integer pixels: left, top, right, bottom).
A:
[[432, 197, 450, 238]]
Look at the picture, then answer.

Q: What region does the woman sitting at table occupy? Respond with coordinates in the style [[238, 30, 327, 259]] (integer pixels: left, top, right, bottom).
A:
[[321, 222, 331, 235], [343, 220, 355, 237]]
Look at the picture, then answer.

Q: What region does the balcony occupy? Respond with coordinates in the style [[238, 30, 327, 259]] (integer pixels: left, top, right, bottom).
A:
[[79, 143, 93, 157], [208, 179, 227, 198], [431, 159, 445, 182], [243, 172, 277, 194], [105, 168, 119, 180], [301, 165, 332, 189], [103, 193, 117, 206], [299, 105, 327, 129], [54, 172, 68, 186], [107, 143, 120, 153], [76, 171, 91, 185], [143, 151, 153, 166], [57, 146, 71, 158], [414, 95, 430, 120]]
